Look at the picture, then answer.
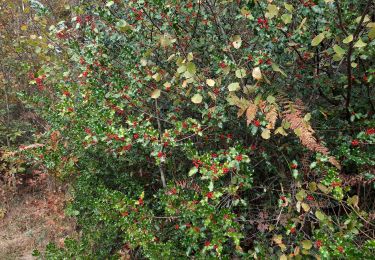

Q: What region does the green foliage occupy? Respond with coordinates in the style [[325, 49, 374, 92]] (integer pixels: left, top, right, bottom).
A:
[[13, 0, 375, 259]]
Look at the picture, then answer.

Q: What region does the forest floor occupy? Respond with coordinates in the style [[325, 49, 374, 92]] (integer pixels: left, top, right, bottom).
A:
[[0, 180, 77, 259]]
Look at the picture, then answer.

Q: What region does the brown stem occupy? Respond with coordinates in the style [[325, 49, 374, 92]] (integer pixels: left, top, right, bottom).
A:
[[155, 99, 166, 188], [335, 0, 348, 36]]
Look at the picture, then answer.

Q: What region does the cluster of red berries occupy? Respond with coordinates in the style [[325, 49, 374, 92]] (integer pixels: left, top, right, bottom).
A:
[[30, 74, 46, 91], [257, 17, 269, 29]]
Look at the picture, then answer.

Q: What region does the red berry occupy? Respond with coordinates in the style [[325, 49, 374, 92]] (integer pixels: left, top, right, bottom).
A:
[[253, 120, 260, 127], [235, 154, 243, 162], [206, 192, 214, 199], [366, 128, 375, 135], [351, 139, 359, 146]]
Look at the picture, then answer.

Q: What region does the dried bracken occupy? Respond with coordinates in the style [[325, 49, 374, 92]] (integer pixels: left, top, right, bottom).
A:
[[265, 104, 278, 130], [281, 99, 341, 169], [246, 103, 258, 126]]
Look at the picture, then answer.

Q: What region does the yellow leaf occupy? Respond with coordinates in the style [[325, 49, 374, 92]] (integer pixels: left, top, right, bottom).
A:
[[311, 33, 325, 46], [140, 58, 148, 66], [308, 182, 317, 192], [315, 210, 326, 221], [297, 17, 307, 31], [273, 235, 283, 245], [240, 7, 253, 19], [333, 44, 346, 56], [265, 4, 279, 19], [275, 127, 287, 136], [160, 34, 176, 47], [232, 35, 242, 49], [301, 202, 310, 212], [271, 63, 286, 77], [228, 82, 240, 92], [369, 27, 375, 40], [281, 14, 292, 24], [252, 67, 262, 80], [226, 93, 240, 105], [284, 3, 294, 12], [261, 129, 271, 139], [206, 79, 215, 87], [191, 94, 202, 104], [347, 195, 359, 209], [187, 52, 194, 61], [235, 68, 247, 78], [152, 73, 162, 82], [151, 89, 161, 99], [342, 34, 353, 44], [355, 15, 370, 24], [353, 38, 367, 48], [302, 240, 312, 250], [21, 24, 28, 31]]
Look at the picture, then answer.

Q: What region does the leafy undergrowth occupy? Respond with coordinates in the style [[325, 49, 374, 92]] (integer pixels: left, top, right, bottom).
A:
[[0, 181, 77, 259]]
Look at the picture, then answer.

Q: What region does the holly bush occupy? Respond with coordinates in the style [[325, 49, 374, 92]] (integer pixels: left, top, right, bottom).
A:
[[24, 0, 375, 259]]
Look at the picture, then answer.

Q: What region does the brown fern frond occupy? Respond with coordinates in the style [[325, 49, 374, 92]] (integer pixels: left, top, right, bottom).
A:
[[175, 179, 201, 193], [265, 105, 278, 130], [246, 103, 258, 126], [175, 180, 188, 189], [281, 99, 341, 170]]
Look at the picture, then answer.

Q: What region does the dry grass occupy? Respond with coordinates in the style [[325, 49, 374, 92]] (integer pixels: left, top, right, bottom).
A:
[[0, 179, 77, 259]]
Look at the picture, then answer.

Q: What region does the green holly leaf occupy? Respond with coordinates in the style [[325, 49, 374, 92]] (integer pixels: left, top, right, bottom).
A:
[[333, 44, 346, 56]]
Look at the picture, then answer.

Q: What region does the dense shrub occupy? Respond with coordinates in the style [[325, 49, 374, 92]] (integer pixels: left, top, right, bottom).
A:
[[22, 0, 375, 258]]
